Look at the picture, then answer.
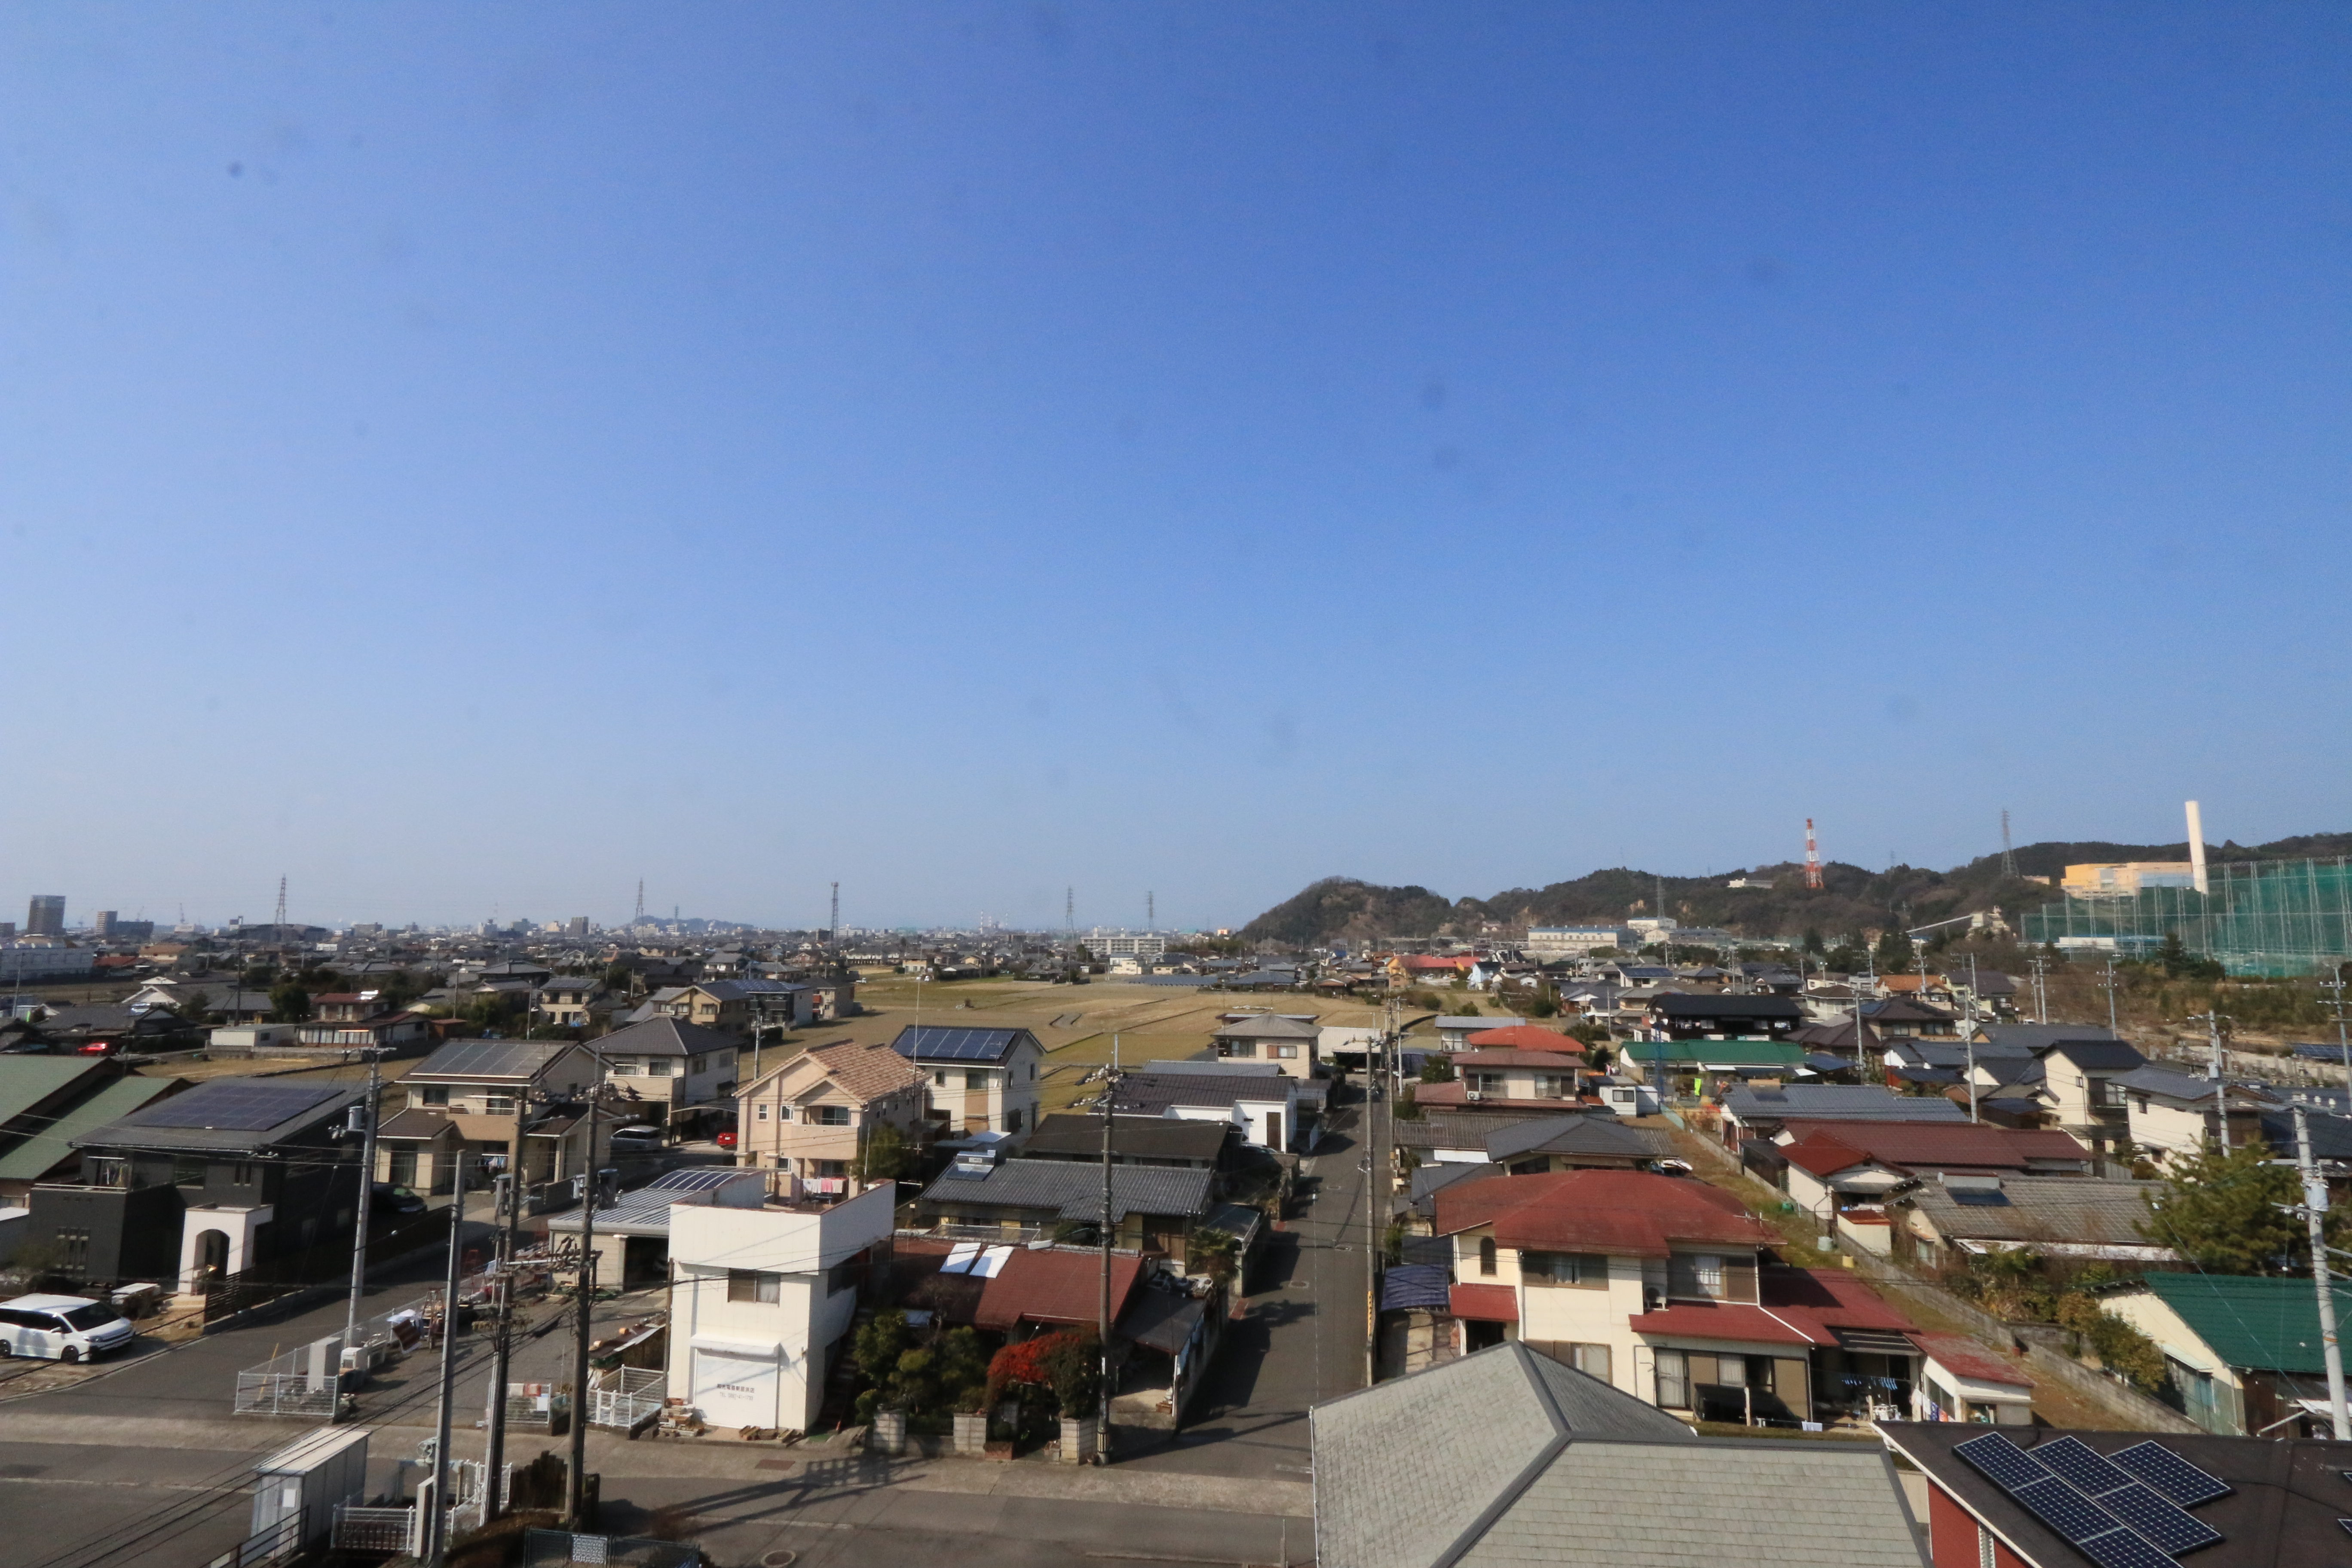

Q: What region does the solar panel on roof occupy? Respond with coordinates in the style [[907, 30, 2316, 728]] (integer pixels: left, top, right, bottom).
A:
[[646, 1167, 738, 1192], [2012, 1476, 2123, 1547], [941, 1243, 981, 1274], [2110, 1442, 2233, 1506], [899, 1027, 1020, 1061], [2075, 1527, 2181, 1568], [135, 1082, 341, 1131], [1956, 1432, 2050, 1492], [971, 1246, 1012, 1279], [2096, 1482, 2223, 1556], [2034, 1436, 2134, 1497]]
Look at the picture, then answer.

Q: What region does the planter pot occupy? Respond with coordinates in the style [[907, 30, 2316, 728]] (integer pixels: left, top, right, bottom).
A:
[[953, 1412, 989, 1456], [1059, 1415, 1098, 1464], [870, 1409, 907, 1456]]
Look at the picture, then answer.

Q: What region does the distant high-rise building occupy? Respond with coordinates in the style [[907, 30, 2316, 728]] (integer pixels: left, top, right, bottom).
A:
[[568, 916, 590, 940], [91, 912, 154, 941], [25, 895, 65, 936], [0, 922, 15, 940]]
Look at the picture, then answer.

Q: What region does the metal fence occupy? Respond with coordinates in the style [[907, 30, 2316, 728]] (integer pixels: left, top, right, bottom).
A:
[[233, 1293, 439, 1416], [2023, 854, 2352, 977], [205, 1509, 304, 1568], [587, 1366, 664, 1433], [331, 1504, 418, 1556]]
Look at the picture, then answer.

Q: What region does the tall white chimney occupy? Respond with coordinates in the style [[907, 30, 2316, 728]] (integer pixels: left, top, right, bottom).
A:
[[2186, 800, 2209, 894]]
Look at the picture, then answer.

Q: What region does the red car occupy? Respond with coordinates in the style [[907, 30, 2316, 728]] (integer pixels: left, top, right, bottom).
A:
[[715, 1130, 736, 1149]]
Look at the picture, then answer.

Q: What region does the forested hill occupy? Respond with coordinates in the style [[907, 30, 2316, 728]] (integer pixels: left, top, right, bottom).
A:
[[1239, 830, 2352, 947]]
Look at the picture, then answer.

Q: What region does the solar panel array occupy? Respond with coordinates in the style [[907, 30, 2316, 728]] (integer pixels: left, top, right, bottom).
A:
[[1955, 1432, 2228, 1568], [894, 1026, 1024, 1062], [134, 1081, 343, 1132], [646, 1167, 743, 1192]]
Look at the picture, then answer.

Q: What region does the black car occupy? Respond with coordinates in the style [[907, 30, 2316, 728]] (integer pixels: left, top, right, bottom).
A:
[[371, 1183, 428, 1215]]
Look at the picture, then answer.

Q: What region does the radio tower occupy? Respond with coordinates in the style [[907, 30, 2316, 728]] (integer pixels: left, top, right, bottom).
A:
[[633, 879, 645, 925], [2000, 809, 2019, 879], [1804, 820, 1824, 890], [830, 882, 839, 945], [1066, 887, 1075, 934], [274, 876, 288, 928]]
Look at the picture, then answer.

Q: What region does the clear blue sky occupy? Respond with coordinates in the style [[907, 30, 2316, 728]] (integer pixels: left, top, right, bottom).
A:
[[3, 5, 2345, 932]]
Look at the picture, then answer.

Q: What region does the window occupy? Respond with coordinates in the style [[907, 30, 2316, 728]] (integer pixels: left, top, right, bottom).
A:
[[1523, 1251, 1603, 1287], [809, 1105, 851, 1127], [389, 1149, 417, 1187], [965, 1069, 991, 1090], [609, 1061, 640, 1076], [825, 1250, 864, 1295], [643, 1059, 674, 1078], [1223, 1040, 1257, 1057], [1478, 1237, 1497, 1277], [754, 1103, 769, 1122], [1006, 1108, 1023, 1133], [55, 1228, 89, 1276], [1569, 1343, 1611, 1382], [87, 1158, 126, 1189], [813, 1160, 849, 1178], [230, 1163, 257, 1187], [172, 1158, 206, 1189], [419, 1086, 450, 1107], [1654, 1348, 1687, 1409], [1274, 1043, 1298, 1059], [727, 1269, 782, 1304], [484, 1095, 516, 1115], [933, 1070, 949, 1087]]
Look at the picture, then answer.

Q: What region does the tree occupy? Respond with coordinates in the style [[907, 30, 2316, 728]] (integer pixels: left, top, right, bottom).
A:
[[1186, 1226, 1240, 1288], [267, 982, 311, 1024], [603, 961, 636, 992], [1418, 1057, 1456, 1084], [174, 989, 214, 1027], [852, 1123, 913, 1184], [2156, 932, 2224, 982], [1874, 927, 1915, 973], [1525, 983, 1560, 1019], [2138, 1138, 2313, 1274], [1802, 928, 1825, 956]]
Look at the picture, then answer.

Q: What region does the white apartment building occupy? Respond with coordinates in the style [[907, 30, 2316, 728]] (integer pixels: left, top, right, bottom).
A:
[[1088, 931, 1167, 959], [1524, 927, 1636, 959]]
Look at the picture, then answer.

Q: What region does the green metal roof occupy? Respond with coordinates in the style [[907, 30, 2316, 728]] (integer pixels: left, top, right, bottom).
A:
[[0, 1058, 103, 1126], [2141, 1271, 2352, 1374], [1632, 1039, 1803, 1066], [0, 1076, 175, 1180]]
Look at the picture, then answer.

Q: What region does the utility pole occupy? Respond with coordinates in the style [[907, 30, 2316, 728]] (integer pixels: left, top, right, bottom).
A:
[[1962, 954, 1980, 1125], [2323, 968, 2352, 1106], [1096, 1034, 1118, 1464], [2294, 1105, 2351, 1439], [423, 1147, 469, 1565], [2028, 955, 2049, 1025], [483, 1106, 528, 1516], [2102, 954, 2121, 1034], [2199, 1011, 2231, 1151], [568, 1070, 606, 1528], [337, 1052, 382, 1417]]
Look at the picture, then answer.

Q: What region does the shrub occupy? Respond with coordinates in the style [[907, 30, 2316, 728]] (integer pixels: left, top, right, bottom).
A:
[[985, 1329, 1099, 1416], [2056, 1292, 2167, 1392]]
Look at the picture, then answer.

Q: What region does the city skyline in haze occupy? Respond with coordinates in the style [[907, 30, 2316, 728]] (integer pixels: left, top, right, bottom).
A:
[[4, 6, 2346, 931]]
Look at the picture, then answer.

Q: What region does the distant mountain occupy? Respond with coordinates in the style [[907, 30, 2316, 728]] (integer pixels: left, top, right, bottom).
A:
[[1239, 830, 2352, 947]]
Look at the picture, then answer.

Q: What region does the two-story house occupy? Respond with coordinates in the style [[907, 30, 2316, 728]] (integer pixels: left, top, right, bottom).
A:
[[372, 1038, 600, 1198], [24, 1076, 367, 1292], [1413, 1047, 1587, 1113], [1431, 1168, 1928, 1426], [654, 980, 815, 1038], [1644, 994, 1804, 1041], [2114, 1065, 2278, 1164], [534, 976, 615, 1034], [1210, 1014, 1322, 1078], [2033, 1037, 2147, 1156], [889, 1026, 1045, 1136], [735, 1039, 928, 1200], [597, 1017, 736, 1139], [1115, 1067, 1305, 1153], [665, 1183, 897, 1433]]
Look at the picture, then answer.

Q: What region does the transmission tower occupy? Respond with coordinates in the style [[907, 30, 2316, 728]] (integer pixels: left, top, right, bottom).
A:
[[1804, 820, 1823, 890], [634, 880, 645, 925], [2001, 808, 2018, 879], [830, 882, 840, 944], [1146, 892, 1155, 931], [1066, 887, 1074, 934], [274, 876, 287, 928]]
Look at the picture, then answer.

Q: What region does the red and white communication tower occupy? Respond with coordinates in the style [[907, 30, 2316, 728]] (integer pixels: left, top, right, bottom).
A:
[[1804, 819, 1824, 889]]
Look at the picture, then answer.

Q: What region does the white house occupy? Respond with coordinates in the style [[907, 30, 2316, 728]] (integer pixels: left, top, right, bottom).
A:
[[665, 1182, 897, 1434]]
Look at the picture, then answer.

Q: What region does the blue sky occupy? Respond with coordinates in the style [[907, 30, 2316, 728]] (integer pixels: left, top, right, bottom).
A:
[[3, 5, 2345, 932]]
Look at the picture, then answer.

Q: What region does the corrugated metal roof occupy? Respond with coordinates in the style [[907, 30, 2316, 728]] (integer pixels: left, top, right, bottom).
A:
[[915, 1157, 1212, 1224], [0, 1076, 175, 1179]]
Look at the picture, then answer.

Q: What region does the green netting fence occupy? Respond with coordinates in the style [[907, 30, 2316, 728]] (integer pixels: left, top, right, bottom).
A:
[[2021, 856, 2352, 978]]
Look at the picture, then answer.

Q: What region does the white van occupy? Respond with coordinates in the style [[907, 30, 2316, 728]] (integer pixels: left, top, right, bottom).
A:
[[0, 1294, 136, 1363]]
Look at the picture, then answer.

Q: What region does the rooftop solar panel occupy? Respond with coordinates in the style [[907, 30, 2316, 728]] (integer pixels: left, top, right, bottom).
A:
[[646, 1167, 740, 1192], [2110, 1442, 2234, 1507], [134, 1082, 342, 1132], [970, 1245, 1012, 1279], [2034, 1436, 2134, 1497], [894, 1027, 1026, 1062], [2097, 1481, 2223, 1556], [1956, 1432, 2051, 1493], [2012, 1476, 2122, 1547], [942, 1242, 981, 1274], [2076, 1527, 2181, 1568]]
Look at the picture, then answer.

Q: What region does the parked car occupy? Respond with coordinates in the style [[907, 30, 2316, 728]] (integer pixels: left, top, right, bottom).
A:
[[0, 1294, 136, 1363], [715, 1130, 737, 1149], [372, 1183, 428, 1216]]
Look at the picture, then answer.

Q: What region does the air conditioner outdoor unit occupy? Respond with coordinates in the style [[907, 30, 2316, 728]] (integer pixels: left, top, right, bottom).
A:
[[1465, 1089, 1483, 1101]]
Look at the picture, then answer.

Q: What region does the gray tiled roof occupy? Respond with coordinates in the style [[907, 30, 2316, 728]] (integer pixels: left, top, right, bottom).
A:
[[1311, 1343, 1694, 1568], [1115, 1073, 1297, 1115], [1212, 1014, 1321, 1039], [1392, 1110, 1556, 1153], [596, 1015, 735, 1058], [916, 1157, 1213, 1224], [1904, 1176, 2167, 1251], [1022, 1113, 1229, 1162], [1484, 1115, 1662, 1163], [1721, 1084, 1970, 1123]]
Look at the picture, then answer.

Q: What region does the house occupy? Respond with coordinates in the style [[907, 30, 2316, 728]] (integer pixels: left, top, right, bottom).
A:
[[1644, 994, 1804, 1041], [6, 1003, 198, 1055], [1758, 1123, 2095, 1245], [542, 1165, 769, 1288], [1415, 1049, 1586, 1113], [2100, 1273, 2352, 1437], [294, 1008, 433, 1054], [1210, 1014, 1322, 1077], [1718, 1083, 1970, 1143], [1388, 953, 1476, 989], [665, 1182, 897, 1433], [1882, 1421, 2352, 1568], [1115, 1068, 1307, 1153], [1020, 1113, 1228, 1171], [913, 1158, 1213, 1258], [0, 1058, 178, 1205], [1893, 1176, 2174, 1272], [24, 1077, 367, 1291], [596, 1016, 737, 1139], [1621, 1038, 1807, 1100], [373, 1037, 601, 1198], [1432, 1014, 1525, 1051], [1857, 996, 1963, 1041], [2113, 1066, 2278, 1163], [890, 1026, 1045, 1136], [1478, 1114, 1664, 1175], [2033, 1037, 2149, 1153], [1311, 1341, 1929, 1568], [1908, 1333, 2037, 1425], [734, 1038, 928, 1200], [533, 976, 614, 1033]]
